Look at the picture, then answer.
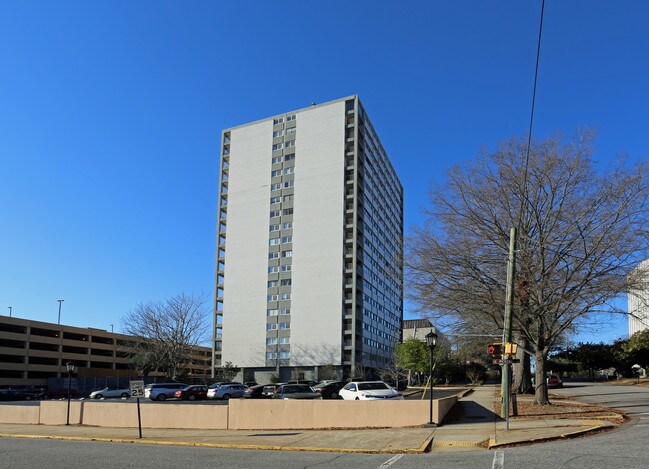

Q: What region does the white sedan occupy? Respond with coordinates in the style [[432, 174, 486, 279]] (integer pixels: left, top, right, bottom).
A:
[[89, 387, 130, 399], [339, 381, 403, 400]]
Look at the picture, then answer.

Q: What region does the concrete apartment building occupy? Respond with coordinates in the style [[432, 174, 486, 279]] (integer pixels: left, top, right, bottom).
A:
[[0, 315, 211, 388], [629, 259, 649, 336], [214, 96, 403, 382]]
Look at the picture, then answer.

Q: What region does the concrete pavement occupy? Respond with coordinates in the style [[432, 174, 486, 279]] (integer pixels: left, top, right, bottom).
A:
[[0, 385, 623, 453]]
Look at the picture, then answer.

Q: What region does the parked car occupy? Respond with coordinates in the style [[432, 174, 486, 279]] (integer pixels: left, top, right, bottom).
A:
[[547, 374, 563, 388], [287, 380, 318, 387], [208, 381, 242, 389], [261, 383, 285, 397], [339, 381, 403, 400], [89, 387, 130, 399], [207, 383, 248, 400], [36, 389, 80, 400], [272, 384, 322, 400], [144, 383, 189, 401], [0, 389, 37, 401], [312, 381, 345, 399], [244, 381, 258, 387], [173, 385, 208, 400], [243, 384, 271, 399]]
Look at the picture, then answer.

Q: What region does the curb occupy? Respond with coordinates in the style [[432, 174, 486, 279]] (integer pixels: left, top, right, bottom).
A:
[[0, 432, 435, 454], [486, 424, 614, 449]]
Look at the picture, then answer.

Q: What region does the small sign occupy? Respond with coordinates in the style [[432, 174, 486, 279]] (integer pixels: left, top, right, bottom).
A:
[[130, 380, 145, 398], [493, 359, 520, 365]]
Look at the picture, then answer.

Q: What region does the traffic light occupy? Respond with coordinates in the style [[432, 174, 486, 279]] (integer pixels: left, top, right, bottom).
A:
[[487, 343, 503, 356], [505, 342, 518, 355]]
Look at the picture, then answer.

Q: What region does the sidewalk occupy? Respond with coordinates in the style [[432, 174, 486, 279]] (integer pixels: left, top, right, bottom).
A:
[[0, 385, 622, 454]]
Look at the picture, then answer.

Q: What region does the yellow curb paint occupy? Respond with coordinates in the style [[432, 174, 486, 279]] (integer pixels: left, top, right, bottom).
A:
[[417, 434, 435, 452], [432, 440, 481, 447], [0, 433, 430, 454]]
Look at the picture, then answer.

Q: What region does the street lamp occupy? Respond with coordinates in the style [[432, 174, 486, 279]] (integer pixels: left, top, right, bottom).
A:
[[57, 299, 64, 325], [65, 361, 75, 426], [425, 331, 438, 426]]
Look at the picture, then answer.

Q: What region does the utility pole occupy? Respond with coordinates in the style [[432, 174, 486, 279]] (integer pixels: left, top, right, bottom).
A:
[[501, 228, 517, 427]]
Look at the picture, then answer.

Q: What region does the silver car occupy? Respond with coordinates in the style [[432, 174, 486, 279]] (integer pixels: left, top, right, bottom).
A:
[[207, 384, 247, 400], [144, 383, 189, 401], [89, 387, 130, 399]]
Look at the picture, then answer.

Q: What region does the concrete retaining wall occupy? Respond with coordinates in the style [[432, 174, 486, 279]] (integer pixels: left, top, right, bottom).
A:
[[0, 404, 40, 424], [0, 394, 458, 429]]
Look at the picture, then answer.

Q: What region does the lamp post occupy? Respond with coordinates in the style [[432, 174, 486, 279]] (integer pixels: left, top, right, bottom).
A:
[[425, 331, 438, 426], [7, 306, 11, 317], [57, 299, 64, 325], [66, 361, 75, 426]]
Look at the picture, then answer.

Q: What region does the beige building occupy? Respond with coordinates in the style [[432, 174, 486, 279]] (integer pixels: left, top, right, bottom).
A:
[[402, 319, 439, 342], [0, 315, 211, 387], [215, 96, 403, 381]]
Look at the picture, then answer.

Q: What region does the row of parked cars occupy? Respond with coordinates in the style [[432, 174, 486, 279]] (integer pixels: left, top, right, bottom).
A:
[[0, 379, 404, 402], [139, 380, 404, 401]]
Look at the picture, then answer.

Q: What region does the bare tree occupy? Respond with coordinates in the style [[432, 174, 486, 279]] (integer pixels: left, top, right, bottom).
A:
[[407, 132, 649, 404], [121, 293, 210, 381]]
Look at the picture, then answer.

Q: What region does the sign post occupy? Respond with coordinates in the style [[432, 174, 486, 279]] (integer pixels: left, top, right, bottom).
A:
[[129, 380, 144, 438]]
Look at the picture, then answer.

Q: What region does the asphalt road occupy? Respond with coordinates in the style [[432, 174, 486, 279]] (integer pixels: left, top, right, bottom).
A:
[[1, 382, 648, 469]]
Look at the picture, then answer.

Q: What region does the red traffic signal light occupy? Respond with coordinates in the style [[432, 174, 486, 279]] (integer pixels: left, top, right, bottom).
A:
[[487, 344, 503, 356]]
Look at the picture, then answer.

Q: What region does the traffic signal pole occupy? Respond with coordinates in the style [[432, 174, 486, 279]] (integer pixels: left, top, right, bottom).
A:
[[501, 227, 517, 428]]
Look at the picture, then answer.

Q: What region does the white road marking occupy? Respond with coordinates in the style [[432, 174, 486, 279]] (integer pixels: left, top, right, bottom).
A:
[[491, 450, 504, 469], [378, 454, 404, 469]]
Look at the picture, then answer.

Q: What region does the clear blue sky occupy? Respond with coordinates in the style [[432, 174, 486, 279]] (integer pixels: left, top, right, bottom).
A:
[[1, 1, 647, 344]]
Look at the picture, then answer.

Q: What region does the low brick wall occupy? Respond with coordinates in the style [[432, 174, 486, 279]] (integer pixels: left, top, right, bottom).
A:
[[0, 394, 459, 429]]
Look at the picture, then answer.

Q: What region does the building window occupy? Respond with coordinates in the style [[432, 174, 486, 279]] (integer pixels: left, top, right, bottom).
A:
[[283, 181, 294, 188], [269, 252, 279, 259], [266, 352, 277, 359], [269, 238, 280, 246], [281, 264, 292, 272], [280, 293, 292, 300], [279, 322, 290, 330], [268, 281, 278, 288], [267, 294, 278, 301], [282, 222, 293, 229], [284, 154, 295, 161], [270, 210, 281, 218], [284, 167, 295, 175], [284, 141, 295, 148], [279, 351, 290, 359], [279, 337, 290, 344], [271, 170, 281, 177], [272, 130, 283, 138], [283, 195, 293, 202], [273, 117, 283, 124], [266, 337, 278, 345], [271, 157, 282, 164], [270, 196, 281, 204], [282, 250, 292, 257], [271, 182, 281, 190], [267, 323, 278, 331], [269, 224, 280, 232], [268, 266, 279, 273], [286, 127, 296, 135], [286, 115, 296, 121], [267, 309, 278, 316], [280, 308, 291, 315], [280, 279, 292, 286], [281, 236, 292, 244], [283, 208, 294, 215], [272, 143, 282, 151]]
